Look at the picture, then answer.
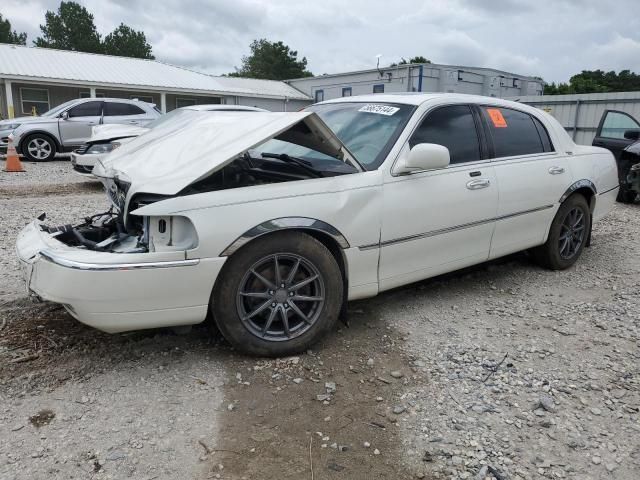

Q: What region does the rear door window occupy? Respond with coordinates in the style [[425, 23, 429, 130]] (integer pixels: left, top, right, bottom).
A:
[[482, 107, 544, 158], [409, 105, 481, 164], [104, 102, 146, 116], [68, 101, 102, 118]]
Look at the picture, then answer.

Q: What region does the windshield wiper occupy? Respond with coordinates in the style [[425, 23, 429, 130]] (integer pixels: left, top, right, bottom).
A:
[[260, 153, 323, 178]]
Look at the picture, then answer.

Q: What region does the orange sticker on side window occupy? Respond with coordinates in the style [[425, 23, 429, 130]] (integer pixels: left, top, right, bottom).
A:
[[487, 108, 507, 128]]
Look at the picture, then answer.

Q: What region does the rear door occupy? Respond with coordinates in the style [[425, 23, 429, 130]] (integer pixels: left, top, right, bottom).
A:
[[103, 101, 152, 127], [479, 105, 569, 259], [58, 100, 103, 147]]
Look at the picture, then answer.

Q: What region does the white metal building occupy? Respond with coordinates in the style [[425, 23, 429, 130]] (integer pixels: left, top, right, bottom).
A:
[[0, 43, 311, 119], [511, 91, 640, 145], [287, 63, 544, 102]]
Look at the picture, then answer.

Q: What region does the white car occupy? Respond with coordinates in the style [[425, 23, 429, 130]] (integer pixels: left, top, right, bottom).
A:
[[16, 94, 618, 356], [70, 105, 267, 176]]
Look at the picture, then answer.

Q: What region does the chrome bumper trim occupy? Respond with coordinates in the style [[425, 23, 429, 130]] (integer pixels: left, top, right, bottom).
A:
[[39, 249, 199, 271]]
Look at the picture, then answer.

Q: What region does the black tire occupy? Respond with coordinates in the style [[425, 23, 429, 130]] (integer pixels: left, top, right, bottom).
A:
[[21, 133, 57, 162], [616, 186, 636, 204], [212, 231, 343, 357], [532, 194, 591, 270]]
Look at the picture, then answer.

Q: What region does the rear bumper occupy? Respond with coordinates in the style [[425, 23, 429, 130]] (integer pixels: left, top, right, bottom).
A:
[[16, 220, 226, 333], [593, 185, 619, 222]]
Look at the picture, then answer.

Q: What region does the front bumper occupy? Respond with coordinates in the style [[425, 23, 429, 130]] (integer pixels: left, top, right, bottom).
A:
[[70, 151, 104, 176], [16, 220, 226, 333]]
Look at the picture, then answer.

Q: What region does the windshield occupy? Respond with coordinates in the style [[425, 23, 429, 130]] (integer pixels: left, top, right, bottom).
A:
[[41, 99, 80, 117], [294, 102, 414, 170]]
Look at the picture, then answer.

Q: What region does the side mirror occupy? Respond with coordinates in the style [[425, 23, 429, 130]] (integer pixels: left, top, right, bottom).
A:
[[60, 111, 69, 120], [396, 143, 450, 174], [624, 129, 640, 141]]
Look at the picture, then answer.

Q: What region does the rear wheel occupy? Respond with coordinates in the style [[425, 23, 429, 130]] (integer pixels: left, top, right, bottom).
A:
[[532, 194, 591, 270], [21, 133, 57, 162], [212, 231, 343, 356]]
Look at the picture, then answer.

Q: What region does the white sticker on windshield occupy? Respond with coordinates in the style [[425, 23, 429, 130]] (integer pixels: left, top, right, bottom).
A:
[[358, 104, 400, 116]]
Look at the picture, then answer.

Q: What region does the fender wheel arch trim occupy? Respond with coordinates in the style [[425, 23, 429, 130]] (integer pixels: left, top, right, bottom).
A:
[[219, 217, 350, 257], [559, 179, 597, 204]]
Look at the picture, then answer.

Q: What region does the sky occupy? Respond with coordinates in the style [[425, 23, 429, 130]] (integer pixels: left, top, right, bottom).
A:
[[3, 0, 640, 83]]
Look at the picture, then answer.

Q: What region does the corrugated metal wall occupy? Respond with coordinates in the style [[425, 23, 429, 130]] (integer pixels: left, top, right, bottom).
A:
[[509, 92, 640, 145]]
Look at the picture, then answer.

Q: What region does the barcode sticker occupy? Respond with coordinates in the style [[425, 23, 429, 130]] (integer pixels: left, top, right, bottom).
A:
[[358, 104, 400, 116]]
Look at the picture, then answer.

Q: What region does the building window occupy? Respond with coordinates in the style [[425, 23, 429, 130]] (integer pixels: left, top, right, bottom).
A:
[[79, 91, 91, 98], [314, 90, 324, 102], [21, 88, 50, 115], [176, 97, 197, 108], [373, 84, 384, 94], [96, 92, 105, 98], [131, 95, 154, 104], [342, 87, 352, 97]]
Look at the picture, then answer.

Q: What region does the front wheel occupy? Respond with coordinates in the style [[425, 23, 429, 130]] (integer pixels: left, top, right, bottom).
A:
[[21, 133, 57, 162], [212, 231, 343, 356], [532, 194, 591, 270]]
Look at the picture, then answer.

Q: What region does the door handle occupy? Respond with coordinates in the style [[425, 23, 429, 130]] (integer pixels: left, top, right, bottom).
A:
[[548, 166, 565, 175], [466, 179, 490, 190]]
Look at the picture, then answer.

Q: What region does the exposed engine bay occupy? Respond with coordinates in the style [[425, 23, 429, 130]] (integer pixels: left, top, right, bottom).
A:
[[42, 150, 358, 253]]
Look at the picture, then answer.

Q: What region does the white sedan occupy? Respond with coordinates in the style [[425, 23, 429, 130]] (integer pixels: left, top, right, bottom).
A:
[[16, 94, 618, 356], [70, 105, 267, 176]]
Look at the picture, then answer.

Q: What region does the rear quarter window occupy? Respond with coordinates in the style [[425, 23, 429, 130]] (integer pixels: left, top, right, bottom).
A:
[[482, 107, 547, 158]]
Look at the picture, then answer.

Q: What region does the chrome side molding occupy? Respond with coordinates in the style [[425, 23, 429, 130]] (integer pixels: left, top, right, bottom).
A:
[[220, 217, 350, 256]]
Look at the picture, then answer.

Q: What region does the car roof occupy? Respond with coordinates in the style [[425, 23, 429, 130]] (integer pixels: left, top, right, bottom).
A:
[[319, 92, 533, 110], [179, 104, 268, 112], [73, 97, 154, 106]]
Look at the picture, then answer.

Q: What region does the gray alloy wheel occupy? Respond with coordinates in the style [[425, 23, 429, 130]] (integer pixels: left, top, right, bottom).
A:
[[236, 253, 326, 342], [532, 194, 591, 270], [558, 207, 587, 260], [22, 134, 56, 162], [212, 231, 343, 357]]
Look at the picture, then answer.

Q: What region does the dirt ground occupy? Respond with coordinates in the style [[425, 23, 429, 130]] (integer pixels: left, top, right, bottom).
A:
[[1, 160, 638, 480]]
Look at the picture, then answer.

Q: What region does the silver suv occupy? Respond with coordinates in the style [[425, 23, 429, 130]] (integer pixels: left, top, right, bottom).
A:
[[0, 98, 160, 161]]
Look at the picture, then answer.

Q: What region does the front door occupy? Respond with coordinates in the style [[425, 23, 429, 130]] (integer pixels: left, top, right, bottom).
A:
[[58, 100, 103, 147], [378, 104, 499, 291], [592, 110, 640, 193]]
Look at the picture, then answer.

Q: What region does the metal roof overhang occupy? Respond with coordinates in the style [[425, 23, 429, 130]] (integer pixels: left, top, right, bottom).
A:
[[0, 74, 310, 101]]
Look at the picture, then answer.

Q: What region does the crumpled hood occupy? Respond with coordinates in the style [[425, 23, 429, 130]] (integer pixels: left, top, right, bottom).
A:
[[94, 111, 357, 198], [89, 124, 149, 143]]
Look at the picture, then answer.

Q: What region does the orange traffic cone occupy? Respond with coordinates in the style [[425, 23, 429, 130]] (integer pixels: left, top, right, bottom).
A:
[[4, 140, 24, 172]]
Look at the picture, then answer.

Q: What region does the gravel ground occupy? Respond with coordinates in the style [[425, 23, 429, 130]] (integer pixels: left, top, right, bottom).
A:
[[0, 164, 638, 479], [381, 204, 640, 479], [0, 160, 93, 188]]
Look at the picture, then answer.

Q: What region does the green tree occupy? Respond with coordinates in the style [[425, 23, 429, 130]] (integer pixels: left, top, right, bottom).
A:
[[229, 39, 312, 80], [0, 13, 27, 45], [103, 23, 154, 59], [34, 1, 102, 53], [544, 70, 640, 95], [391, 56, 431, 67]]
